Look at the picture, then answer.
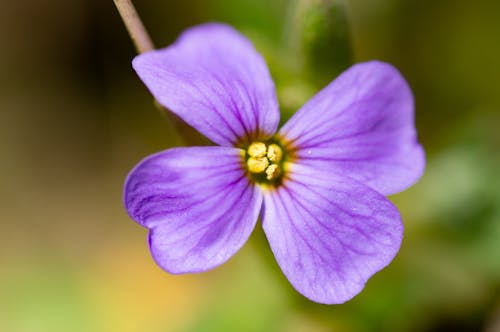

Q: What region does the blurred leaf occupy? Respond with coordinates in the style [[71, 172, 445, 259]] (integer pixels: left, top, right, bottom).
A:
[[0, 258, 93, 332], [183, 244, 291, 332], [287, 0, 353, 86]]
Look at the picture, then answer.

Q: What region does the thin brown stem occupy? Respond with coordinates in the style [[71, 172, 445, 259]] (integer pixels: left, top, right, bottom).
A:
[[113, 0, 154, 54], [113, 0, 207, 145]]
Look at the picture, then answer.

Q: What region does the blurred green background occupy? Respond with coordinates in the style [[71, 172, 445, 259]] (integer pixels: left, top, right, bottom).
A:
[[1, 0, 499, 331]]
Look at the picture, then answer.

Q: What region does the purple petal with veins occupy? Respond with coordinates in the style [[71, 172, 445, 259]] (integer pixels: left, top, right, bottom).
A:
[[280, 61, 425, 195], [132, 23, 280, 146], [124, 147, 263, 273], [262, 163, 403, 304]]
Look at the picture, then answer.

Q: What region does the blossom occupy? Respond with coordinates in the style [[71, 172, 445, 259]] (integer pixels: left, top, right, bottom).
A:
[[124, 23, 425, 304]]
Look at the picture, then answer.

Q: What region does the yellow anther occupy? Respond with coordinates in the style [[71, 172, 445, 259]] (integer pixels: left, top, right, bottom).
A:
[[247, 142, 267, 158], [265, 164, 281, 180], [267, 144, 283, 163], [245, 141, 285, 182], [247, 157, 269, 173]]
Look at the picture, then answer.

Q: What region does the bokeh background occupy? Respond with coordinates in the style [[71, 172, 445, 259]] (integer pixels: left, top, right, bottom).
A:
[[1, 0, 499, 331]]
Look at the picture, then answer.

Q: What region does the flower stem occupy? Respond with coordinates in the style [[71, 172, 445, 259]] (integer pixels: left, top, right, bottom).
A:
[[113, 0, 208, 145], [113, 0, 154, 54]]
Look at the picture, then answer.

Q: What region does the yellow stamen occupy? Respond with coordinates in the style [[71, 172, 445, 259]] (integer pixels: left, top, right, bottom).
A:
[[247, 142, 267, 158], [265, 164, 281, 180], [245, 141, 286, 183], [267, 144, 283, 163], [247, 157, 269, 173]]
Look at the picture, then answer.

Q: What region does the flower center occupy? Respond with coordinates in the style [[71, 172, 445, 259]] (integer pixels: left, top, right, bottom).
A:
[[245, 141, 284, 183]]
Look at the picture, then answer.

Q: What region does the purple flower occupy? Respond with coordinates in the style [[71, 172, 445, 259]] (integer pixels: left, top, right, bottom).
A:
[[124, 23, 425, 304]]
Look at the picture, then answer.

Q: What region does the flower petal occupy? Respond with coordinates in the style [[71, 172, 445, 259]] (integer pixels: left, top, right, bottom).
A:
[[279, 61, 424, 195], [262, 164, 403, 304], [133, 23, 280, 146], [124, 147, 263, 273]]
